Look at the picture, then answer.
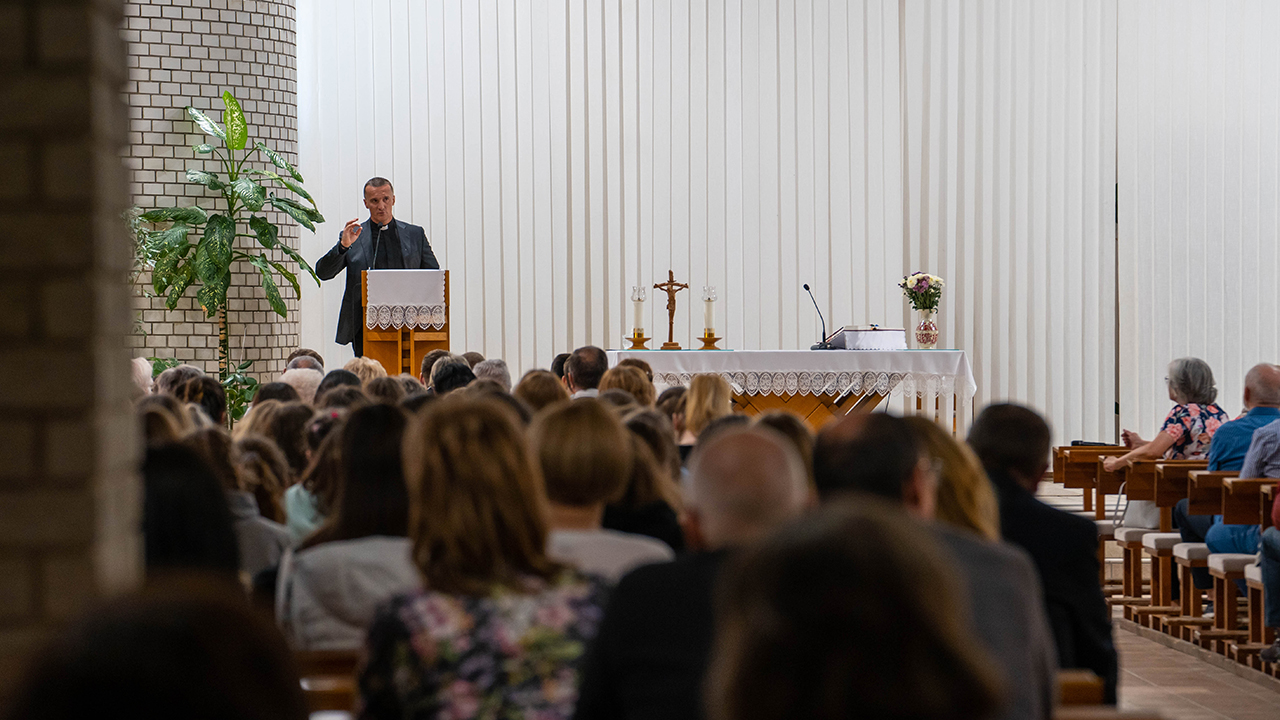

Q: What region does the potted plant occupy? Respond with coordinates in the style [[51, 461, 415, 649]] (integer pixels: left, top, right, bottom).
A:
[[135, 91, 324, 421]]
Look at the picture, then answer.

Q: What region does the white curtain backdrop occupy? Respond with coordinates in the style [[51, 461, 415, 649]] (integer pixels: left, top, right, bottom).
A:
[[298, 0, 904, 377], [902, 0, 1118, 442], [1118, 0, 1280, 438]]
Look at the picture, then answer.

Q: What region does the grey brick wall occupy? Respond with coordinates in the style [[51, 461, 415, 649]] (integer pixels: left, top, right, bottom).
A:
[[0, 0, 140, 687], [122, 0, 300, 381]]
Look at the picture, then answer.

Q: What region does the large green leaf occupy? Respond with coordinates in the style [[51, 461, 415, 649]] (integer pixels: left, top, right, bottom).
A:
[[268, 196, 315, 231], [196, 271, 230, 317], [153, 223, 192, 254], [221, 91, 248, 151], [152, 249, 179, 295], [165, 265, 196, 310], [266, 257, 301, 296], [194, 215, 235, 284], [272, 195, 324, 224], [186, 106, 226, 142], [277, 244, 321, 285], [255, 141, 304, 183], [248, 214, 278, 249], [186, 169, 226, 191], [193, 144, 215, 154], [231, 177, 265, 211], [248, 256, 287, 318], [140, 206, 208, 225], [247, 169, 314, 205]]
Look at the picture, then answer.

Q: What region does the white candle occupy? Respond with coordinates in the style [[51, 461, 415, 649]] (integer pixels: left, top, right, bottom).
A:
[[704, 298, 714, 333], [633, 299, 644, 333]]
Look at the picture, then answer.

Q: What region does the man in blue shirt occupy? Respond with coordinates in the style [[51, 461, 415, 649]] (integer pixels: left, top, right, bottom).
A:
[[1172, 363, 1280, 591]]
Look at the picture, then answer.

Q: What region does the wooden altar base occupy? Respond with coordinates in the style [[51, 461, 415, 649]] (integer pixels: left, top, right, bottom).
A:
[[732, 391, 889, 430]]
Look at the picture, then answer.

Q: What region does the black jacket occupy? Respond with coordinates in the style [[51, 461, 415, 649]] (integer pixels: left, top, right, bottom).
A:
[[989, 468, 1119, 704], [574, 550, 728, 720], [315, 219, 439, 345]]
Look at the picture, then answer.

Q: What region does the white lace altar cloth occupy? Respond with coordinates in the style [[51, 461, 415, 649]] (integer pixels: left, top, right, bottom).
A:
[[365, 270, 446, 330], [606, 349, 977, 426]]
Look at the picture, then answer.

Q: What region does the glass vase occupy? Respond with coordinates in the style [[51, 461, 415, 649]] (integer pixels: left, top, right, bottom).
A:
[[914, 309, 939, 349]]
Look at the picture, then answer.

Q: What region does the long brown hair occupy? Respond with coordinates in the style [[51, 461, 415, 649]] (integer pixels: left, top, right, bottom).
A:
[[402, 395, 560, 595]]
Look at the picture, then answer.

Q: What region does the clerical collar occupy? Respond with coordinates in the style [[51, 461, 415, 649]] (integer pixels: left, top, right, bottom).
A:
[[376, 219, 395, 232]]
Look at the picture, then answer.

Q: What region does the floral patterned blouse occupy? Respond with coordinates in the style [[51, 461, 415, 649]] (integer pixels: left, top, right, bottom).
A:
[[1160, 403, 1229, 459], [357, 571, 608, 720]]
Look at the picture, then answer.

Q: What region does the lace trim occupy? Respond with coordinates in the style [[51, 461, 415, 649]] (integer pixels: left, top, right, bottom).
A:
[[365, 304, 446, 330], [655, 370, 969, 399]]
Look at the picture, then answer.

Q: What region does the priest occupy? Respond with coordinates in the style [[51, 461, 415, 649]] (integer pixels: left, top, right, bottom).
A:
[[316, 177, 439, 356]]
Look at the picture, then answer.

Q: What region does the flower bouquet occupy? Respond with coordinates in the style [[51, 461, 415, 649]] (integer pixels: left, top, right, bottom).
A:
[[898, 272, 944, 349]]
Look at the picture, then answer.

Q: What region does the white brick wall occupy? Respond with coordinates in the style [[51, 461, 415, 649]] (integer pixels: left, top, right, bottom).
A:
[[123, 0, 300, 381]]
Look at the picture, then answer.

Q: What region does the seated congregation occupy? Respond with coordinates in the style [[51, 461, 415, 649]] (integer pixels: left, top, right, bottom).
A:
[[7, 346, 1144, 720]]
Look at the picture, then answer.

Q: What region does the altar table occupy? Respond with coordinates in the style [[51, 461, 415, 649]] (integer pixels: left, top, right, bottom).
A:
[[605, 349, 977, 432]]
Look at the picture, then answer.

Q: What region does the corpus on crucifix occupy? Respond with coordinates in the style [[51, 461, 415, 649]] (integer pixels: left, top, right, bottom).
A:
[[654, 270, 689, 350]]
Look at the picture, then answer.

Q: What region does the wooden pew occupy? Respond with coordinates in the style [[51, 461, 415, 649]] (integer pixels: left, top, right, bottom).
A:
[[1059, 446, 1127, 517], [1187, 471, 1237, 516], [296, 649, 359, 713], [1222, 478, 1278, 526], [1057, 669, 1104, 705], [1153, 462, 1209, 640]]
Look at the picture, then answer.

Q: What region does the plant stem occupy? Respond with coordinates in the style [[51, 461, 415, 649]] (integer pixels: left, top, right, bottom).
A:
[[218, 307, 229, 384]]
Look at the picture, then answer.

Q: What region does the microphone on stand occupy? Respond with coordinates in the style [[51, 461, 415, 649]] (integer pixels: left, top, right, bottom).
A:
[[371, 224, 386, 268], [804, 284, 835, 350]]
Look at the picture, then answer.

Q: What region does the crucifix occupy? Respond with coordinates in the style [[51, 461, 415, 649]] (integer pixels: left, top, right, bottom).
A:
[[654, 270, 689, 350]]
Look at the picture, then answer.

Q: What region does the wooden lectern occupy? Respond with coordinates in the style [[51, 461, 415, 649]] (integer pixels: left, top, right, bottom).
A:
[[360, 270, 450, 376]]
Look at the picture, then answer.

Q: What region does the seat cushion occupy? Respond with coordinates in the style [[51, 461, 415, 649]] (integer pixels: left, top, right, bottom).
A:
[[1115, 527, 1154, 543], [1208, 553, 1256, 575], [1141, 532, 1182, 552], [1246, 562, 1263, 584], [1095, 519, 1116, 538], [1173, 543, 1210, 561]]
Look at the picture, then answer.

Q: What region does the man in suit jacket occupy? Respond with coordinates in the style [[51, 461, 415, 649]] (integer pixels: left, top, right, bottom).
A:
[[969, 403, 1119, 704], [811, 412, 1058, 720], [315, 177, 438, 356], [574, 427, 811, 720]]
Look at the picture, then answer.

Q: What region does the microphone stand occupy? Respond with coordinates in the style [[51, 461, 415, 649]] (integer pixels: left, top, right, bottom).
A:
[[804, 284, 835, 350]]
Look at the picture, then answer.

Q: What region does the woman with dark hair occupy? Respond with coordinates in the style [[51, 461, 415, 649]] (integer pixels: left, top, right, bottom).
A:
[[283, 410, 345, 542], [184, 429, 292, 580], [174, 375, 227, 426], [136, 393, 190, 447], [249, 401, 313, 481], [2, 578, 309, 720], [143, 445, 240, 579], [359, 395, 608, 719], [705, 499, 1002, 720], [277, 404, 418, 650], [602, 409, 686, 552], [364, 375, 407, 404]]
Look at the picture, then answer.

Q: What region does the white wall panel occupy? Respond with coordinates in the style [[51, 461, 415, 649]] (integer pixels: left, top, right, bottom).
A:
[[901, 0, 1117, 442], [1119, 0, 1280, 439], [298, 0, 904, 374]]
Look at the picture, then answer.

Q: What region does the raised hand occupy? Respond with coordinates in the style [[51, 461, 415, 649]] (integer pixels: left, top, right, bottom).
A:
[[340, 218, 362, 248]]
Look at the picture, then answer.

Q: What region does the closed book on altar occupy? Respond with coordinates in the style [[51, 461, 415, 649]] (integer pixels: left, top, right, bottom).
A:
[[827, 326, 908, 351]]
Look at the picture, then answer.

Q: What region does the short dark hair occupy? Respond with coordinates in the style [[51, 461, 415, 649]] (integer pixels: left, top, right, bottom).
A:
[[420, 349, 451, 381], [433, 362, 476, 395], [565, 346, 608, 390], [967, 403, 1052, 479], [461, 351, 486, 368], [315, 369, 362, 403], [316, 384, 369, 411], [3, 579, 309, 720], [550, 353, 571, 380], [365, 376, 407, 404], [252, 382, 300, 405], [364, 176, 393, 194], [812, 413, 920, 503]]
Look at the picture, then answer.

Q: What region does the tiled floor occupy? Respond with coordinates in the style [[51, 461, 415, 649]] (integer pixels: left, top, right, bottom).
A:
[[1116, 631, 1280, 720]]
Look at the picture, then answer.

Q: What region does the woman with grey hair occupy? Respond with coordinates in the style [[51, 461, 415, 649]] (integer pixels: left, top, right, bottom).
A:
[[1103, 357, 1229, 526]]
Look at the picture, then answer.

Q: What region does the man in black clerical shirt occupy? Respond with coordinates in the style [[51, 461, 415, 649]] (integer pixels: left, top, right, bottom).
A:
[[315, 177, 439, 356]]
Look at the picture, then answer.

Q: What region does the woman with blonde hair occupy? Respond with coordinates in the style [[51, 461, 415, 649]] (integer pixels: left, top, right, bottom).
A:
[[678, 374, 734, 450], [599, 365, 656, 406], [343, 356, 388, 385], [904, 416, 1000, 541], [359, 396, 608, 719]]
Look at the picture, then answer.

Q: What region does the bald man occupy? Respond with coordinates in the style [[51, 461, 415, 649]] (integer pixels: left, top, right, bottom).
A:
[[574, 427, 811, 720], [1174, 363, 1280, 590]]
